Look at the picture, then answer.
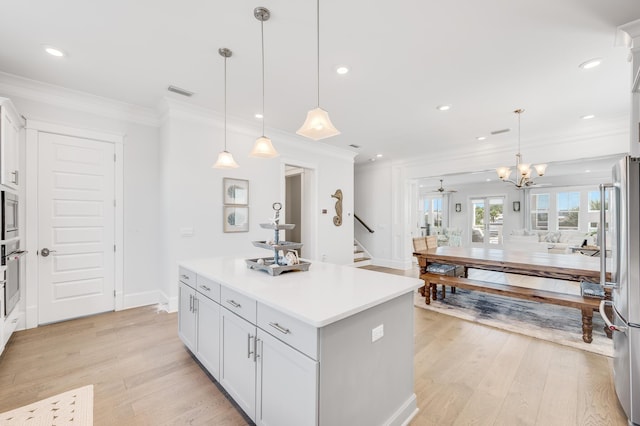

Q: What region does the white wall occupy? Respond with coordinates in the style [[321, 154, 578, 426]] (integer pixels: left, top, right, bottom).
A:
[[354, 164, 392, 265], [158, 100, 356, 310]]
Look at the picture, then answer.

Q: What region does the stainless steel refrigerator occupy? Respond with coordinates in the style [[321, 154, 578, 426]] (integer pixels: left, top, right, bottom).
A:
[[599, 155, 640, 426]]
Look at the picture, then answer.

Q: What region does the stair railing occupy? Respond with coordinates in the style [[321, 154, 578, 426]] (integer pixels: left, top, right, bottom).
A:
[[354, 214, 374, 233]]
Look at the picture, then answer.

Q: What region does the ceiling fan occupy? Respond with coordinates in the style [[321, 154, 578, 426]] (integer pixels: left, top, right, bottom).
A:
[[431, 179, 457, 194]]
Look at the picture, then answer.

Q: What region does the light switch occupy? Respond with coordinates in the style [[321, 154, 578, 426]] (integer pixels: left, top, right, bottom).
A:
[[372, 324, 384, 342]]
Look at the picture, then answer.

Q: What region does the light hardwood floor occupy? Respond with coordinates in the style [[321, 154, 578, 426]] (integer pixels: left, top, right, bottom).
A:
[[0, 269, 628, 425]]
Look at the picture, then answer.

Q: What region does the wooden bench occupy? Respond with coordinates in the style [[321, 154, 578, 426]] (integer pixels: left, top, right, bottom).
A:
[[420, 272, 602, 343]]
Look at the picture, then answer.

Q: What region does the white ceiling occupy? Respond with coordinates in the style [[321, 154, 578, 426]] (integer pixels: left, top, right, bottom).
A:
[[1, 0, 639, 164]]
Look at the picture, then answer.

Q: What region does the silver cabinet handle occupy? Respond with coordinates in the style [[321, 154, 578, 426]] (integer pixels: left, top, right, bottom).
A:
[[269, 322, 291, 335], [247, 334, 254, 359], [194, 297, 198, 314], [254, 338, 261, 362], [181, 274, 190, 280], [200, 285, 211, 292], [11, 170, 18, 185], [226, 299, 241, 308], [189, 294, 193, 312]]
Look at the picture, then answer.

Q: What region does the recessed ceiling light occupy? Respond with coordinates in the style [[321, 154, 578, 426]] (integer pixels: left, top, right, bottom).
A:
[[336, 66, 349, 75], [436, 105, 451, 111], [419, 185, 424, 188], [43, 45, 65, 57], [376, 154, 383, 158], [476, 136, 487, 141], [255, 113, 263, 119], [486, 178, 491, 182], [579, 58, 602, 69], [369, 158, 376, 162], [585, 169, 591, 173], [581, 114, 595, 120]]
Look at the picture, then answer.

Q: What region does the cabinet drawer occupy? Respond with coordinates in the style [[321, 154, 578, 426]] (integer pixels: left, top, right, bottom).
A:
[[179, 267, 196, 288], [196, 275, 220, 303], [221, 287, 256, 324], [257, 303, 318, 360]]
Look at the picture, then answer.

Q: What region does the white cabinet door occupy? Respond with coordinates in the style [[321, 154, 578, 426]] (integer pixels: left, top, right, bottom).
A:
[[220, 307, 256, 421], [256, 329, 318, 426], [178, 281, 196, 352], [196, 293, 220, 380], [0, 101, 19, 189]]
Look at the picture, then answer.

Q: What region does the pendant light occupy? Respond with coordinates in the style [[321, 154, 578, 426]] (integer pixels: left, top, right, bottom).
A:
[[250, 7, 279, 158], [213, 48, 239, 169], [296, 0, 340, 140]]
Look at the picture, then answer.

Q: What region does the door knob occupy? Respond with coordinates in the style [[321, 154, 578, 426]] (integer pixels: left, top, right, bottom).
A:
[[40, 248, 57, 257]]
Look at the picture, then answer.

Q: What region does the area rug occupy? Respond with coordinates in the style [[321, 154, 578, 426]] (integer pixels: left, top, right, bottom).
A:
[[414, 289, 613, 357], [0, 385, 93, 425]]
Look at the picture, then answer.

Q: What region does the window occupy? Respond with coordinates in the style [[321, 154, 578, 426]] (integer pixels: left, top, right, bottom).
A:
[[419, 196, 444, 233], [557, 192, 580, 230], [588, 191, 608, 212], [433, 198, 443, 227], [530, 193, 549, 230]]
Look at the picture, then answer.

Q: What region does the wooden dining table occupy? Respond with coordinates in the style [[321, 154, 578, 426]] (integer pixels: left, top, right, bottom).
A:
[[413, 246, 607, 283], [413, 246, 612, 340]]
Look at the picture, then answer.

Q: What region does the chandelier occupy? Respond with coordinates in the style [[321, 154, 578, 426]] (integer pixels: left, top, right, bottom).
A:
[[496, 109, 547, 188]]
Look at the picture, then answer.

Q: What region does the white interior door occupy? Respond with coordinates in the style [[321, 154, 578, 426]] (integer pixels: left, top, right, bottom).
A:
[[37, 132, 115, 324]]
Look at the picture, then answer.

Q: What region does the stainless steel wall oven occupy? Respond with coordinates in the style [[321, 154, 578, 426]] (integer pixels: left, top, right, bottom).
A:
[[2, 240, 24, 317]]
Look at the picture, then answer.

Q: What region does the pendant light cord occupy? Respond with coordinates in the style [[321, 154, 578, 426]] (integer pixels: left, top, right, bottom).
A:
[[261, 19, 266, 136], [316, 0, 320, 108], [224, 55, 228, 151]]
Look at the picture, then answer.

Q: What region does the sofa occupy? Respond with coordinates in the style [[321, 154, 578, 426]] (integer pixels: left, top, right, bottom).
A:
[[505, 229, 594, 254]]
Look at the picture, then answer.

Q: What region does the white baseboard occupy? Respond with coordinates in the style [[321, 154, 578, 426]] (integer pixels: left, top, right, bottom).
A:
[[372, 257, 414, 270], [123, 290, 160, 310], [158, 290, 178, 313]]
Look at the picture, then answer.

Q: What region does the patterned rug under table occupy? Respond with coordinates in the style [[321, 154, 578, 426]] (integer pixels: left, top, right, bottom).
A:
[[414, 288, 613, 357], [0, 385, 93, 425]]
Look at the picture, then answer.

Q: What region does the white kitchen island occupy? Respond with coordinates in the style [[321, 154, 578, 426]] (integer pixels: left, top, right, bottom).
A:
[[178, 257, 422, 426]]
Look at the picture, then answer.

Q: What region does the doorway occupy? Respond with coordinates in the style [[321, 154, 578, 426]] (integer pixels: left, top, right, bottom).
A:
[[283, 164, 315, 260], [470, 196, 505, 247]]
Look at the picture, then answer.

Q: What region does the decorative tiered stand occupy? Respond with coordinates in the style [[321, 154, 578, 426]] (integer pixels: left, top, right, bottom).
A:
[[245, 203, 311, 276]]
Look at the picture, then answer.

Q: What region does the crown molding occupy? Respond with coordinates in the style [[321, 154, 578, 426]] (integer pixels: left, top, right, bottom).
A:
[[393, 116, 629, 171], [0, 71, 160, 127]]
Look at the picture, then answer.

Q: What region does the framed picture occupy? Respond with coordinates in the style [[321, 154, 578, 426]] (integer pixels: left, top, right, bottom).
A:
[[223, 206, 249, 233], [223, 178, 249, 205]]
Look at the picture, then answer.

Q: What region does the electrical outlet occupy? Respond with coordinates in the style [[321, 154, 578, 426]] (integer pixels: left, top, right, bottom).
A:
[[372, 324, 384, 342]]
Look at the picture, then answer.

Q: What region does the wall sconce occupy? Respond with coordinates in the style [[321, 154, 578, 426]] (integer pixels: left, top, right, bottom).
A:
[[455, 203, 462, 213], [513, 201, 521, 212]]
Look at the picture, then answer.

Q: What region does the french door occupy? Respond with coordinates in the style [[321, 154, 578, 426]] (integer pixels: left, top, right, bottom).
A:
[[470, 196, 505, 247]]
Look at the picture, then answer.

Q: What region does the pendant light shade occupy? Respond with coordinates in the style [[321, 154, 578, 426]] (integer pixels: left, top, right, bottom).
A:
[[213, 47, 239, 169], [297, 0, 340, 140], [296, 107, 340, 140], [213, 150, 239, 168], [250, 7, 279, 159], [250, 136, 278, 158]]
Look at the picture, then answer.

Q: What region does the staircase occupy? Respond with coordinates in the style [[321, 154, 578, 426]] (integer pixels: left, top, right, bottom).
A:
[[353, 240, 372, 267]]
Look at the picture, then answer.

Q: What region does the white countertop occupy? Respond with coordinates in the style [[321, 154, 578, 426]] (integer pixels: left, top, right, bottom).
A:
[[179, 257, 422, 328]]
